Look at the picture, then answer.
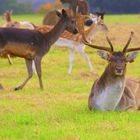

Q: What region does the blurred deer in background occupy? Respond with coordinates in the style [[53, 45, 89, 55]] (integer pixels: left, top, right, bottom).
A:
[[60, 0, 90, 15], [43, 0, 90, 25], [83, 32, 140, 111], [42, 11, 108, 74], [3, 10, 33, 28], [42, 7, 108, 74]]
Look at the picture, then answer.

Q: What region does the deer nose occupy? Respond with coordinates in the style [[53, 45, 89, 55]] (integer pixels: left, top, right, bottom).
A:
[[116, 68, 122, 73], [115, 66, 123, 73]]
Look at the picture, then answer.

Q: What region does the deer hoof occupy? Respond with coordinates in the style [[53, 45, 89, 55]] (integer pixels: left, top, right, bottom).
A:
[[0, 84, 4, 90], [14, 86, 22, 91]]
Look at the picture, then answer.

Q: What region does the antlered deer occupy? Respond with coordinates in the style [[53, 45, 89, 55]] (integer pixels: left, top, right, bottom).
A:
[[83, 32, 140, 111], [0, 9, 78, 90]]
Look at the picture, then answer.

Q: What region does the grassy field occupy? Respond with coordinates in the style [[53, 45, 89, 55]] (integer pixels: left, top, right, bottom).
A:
[[0, 14, 140, 140]]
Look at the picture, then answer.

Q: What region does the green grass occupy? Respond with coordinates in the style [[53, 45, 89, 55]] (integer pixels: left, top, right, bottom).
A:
[[105, 14, 140, 24], [0, 14, 140, 140], [0, 13, 140, 26]]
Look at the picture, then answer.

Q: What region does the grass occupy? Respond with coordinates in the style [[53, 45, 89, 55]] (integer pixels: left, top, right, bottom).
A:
[[0, 14, 140, 140]]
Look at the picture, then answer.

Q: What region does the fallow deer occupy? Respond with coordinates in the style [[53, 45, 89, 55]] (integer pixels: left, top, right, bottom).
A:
[[60, 0, 90, 15], [3, 10, 33, 28], [43, 0, 90, 25], [2, 10, 34, 65], [38, 13, 108, 74], [83, 32, 140, 111], [0, 9, 78, 90]]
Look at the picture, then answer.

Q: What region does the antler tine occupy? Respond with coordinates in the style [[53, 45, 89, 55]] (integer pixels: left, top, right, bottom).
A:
[[82, 36, 111, 52], [106, 36, 114, 52], [123, 32, 134, 53], [125, 47, 140, 53]]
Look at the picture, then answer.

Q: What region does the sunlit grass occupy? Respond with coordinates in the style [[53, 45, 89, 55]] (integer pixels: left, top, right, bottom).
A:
[[0, 14, 140, 140]]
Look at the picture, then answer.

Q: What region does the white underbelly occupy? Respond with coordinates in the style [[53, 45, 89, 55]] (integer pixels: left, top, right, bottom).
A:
[[94, 80, 125, 111], [54, 38, 81, 49]]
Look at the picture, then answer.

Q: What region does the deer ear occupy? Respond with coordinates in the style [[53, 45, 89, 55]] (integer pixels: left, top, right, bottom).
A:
[[126, 51, 138, 63], [62, 9, 68, 17], [10, 10, 13, 15], [97, 50, 110, 60], [56, 10, 62, 17]]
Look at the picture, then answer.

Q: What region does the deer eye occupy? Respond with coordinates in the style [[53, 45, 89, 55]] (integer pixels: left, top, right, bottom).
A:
[[71, 19, 75, 24]]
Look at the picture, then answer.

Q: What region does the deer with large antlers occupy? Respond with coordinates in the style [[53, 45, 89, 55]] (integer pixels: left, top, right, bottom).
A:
[[83, 32, 140, 111], [0, 9, 78, 90]]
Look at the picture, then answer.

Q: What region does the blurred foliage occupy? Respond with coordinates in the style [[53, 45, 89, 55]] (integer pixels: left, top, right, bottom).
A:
[[88, 0, 140, 14], [0, 0, 34, 14], [0, 0, 140, 14], [36, 0, 62, 14], [37, 0, 140, 14]]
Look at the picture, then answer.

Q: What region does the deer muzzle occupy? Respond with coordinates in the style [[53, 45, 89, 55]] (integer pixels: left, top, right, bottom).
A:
[[115, 66, 124, 76]]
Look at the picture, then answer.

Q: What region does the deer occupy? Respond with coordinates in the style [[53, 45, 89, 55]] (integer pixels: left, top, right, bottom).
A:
[[2, 10, 35, 65], [2, 10, 34, 28], [0, 9, 78, 90], [35, 13, 108, 74], [60, 0, 90, 15], [43, 0, 90, 25], [82, 32, 140, 111]]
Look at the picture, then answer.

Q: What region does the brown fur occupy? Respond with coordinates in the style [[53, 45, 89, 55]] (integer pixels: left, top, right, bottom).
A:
[[35, 19, 104, 43]]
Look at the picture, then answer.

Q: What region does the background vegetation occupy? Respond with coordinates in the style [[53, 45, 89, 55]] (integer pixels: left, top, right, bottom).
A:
[[0, 0, 140, 14], [89, 0, 140, 14], [0, 14, 140, 140]]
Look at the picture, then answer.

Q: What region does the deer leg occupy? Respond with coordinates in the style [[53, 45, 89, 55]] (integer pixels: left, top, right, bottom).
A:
[[32, 60, 37, 74], [88, 93, 95, 110], [7, 54, 13, 65], [34, 56, 43, 89], [68, 49, 75, 74], [76, 45, 94, 73], [14, 59, 33, 90]]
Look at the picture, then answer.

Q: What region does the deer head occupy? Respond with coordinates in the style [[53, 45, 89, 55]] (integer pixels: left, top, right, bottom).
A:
[[56, 9, 78, 34], [95, 12, 106, 20], [91, 15, 108, 33], [3, 10, 13, 22], [83, 32, 140, 76]]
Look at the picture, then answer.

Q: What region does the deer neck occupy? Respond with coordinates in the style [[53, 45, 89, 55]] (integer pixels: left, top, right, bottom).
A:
[[94, 65, 126, 111], [44, 18, 68, 47]]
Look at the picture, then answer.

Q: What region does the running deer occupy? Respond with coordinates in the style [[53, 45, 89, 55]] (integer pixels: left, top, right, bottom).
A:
[[0, 9, 78, 90], [83, 32, 140, 111], [2, 10, 34, 65], [34, 13, 108, 74]]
